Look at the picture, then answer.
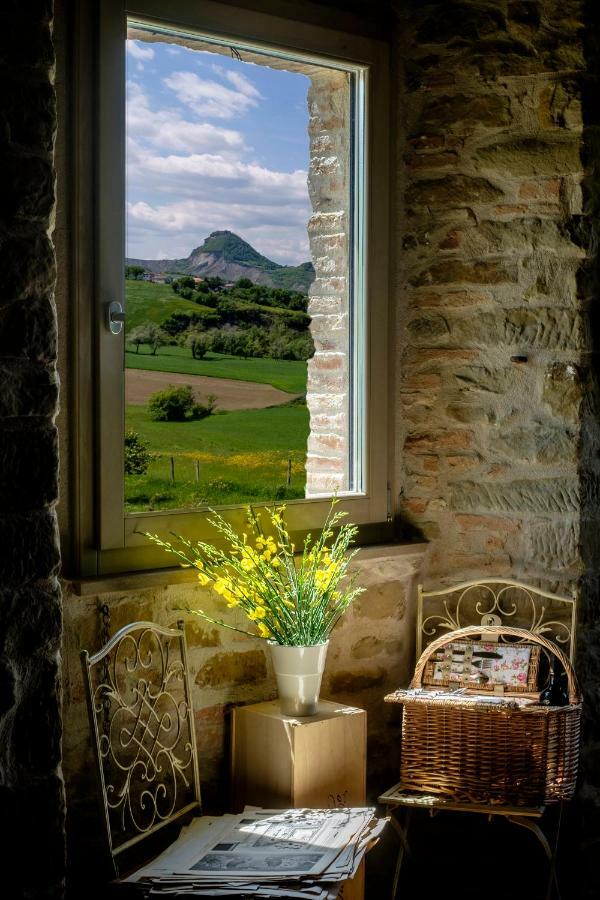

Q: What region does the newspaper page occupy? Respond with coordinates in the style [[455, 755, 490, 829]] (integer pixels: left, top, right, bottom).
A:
[[185, 808, 366, 878], [132, 808, 374, 882]]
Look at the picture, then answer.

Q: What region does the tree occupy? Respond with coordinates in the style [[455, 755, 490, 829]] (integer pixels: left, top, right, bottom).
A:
[[185, 330, 212, 360], [143, 323, 166, 355], [128, 325, 148, 353], [148, 385, 196, 421], [124, 430, 152, 474], [126, 265, 146, 279], [148, 384, 216, 422], [172, 276, 196, 294]]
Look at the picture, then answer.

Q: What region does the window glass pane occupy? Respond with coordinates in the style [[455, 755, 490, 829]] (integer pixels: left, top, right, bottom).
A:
[[124, 22, 362, 513]]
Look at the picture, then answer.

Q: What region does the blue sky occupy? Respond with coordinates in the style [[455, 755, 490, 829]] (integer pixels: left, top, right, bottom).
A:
[[126, 37, 311, 265]]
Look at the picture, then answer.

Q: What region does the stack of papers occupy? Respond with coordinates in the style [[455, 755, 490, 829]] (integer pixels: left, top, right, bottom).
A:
[[126, 807, 386, 898]]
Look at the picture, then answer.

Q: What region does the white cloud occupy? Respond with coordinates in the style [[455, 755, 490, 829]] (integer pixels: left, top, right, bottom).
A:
[[225, 70, 262, 99], [126, 40, 155, 61], [129, 150, 307, 200], [164, 70, 262, 119], [126, 58, 311, 264], [127, 80, 245, 155]]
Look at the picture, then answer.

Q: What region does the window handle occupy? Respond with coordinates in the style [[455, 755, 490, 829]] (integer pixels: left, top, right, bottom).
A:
[[107, 301, 125, 334]]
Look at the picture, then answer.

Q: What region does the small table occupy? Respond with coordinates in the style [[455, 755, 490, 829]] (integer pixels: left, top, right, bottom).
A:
[[231, 699, 367, 900], [378, 783, 563, 900]]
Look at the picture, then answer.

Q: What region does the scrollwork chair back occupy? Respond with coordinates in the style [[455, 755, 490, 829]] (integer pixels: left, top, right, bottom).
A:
[[81, 621, 201, 868], [416, 578, 576, 660]]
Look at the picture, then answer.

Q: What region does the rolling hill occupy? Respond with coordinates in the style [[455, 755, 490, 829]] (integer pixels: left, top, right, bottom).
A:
[[126, 230, 315, 293]]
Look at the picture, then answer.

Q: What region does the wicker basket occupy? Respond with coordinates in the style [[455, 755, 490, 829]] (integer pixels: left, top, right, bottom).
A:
[[385, 625, 581, 807]]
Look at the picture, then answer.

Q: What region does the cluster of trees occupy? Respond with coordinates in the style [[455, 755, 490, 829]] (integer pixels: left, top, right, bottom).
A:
[[172, 275, 308, 312], [126, 265, 152, 280], [185, 322, 313, 361], [128, 276, 314, 362], [148, 385, 216, 422]]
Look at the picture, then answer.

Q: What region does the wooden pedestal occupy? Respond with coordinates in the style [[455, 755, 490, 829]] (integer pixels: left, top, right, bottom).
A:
[[231, 699, 367, 900]]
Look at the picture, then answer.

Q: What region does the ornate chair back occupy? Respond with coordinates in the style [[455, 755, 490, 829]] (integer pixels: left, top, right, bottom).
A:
[[81, 620, 201, 871], [416, 578, 576, 661]]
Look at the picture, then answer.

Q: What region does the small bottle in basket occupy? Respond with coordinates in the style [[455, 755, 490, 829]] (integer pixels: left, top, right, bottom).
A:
[[540, 662, 569, 706]]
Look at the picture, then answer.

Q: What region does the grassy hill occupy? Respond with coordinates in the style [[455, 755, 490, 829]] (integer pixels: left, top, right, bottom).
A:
[[125, 280, 215, 331]]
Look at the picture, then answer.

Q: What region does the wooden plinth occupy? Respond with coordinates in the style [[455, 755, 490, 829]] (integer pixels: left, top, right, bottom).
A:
[[231, 699, 367, 900]]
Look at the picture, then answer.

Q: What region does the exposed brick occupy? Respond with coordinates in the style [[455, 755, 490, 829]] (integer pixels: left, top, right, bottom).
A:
[[406, 175, 504, 207], [455, 515, 521, 533], [405, 430, 473, 453]]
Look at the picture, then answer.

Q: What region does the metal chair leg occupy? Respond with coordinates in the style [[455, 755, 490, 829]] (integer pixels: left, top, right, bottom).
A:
[[388, 807, 412, 900], [506, 810, 562, 900], [545, 802, 564, 900]]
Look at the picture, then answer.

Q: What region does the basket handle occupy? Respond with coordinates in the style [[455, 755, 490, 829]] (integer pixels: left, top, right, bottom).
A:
[[410, 625, 581, 705]]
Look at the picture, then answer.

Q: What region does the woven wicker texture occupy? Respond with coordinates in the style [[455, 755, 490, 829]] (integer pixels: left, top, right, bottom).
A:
[[386, 625, 581, 806]]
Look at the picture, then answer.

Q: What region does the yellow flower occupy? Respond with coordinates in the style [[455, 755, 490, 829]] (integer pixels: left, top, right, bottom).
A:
[[213, 577, 230, 596], [257, 622, 272, 638], [270, 557, 281, 568], [197, 572, 211, 587], [193, 559, 205, 570], [248, 606, 266, 621]]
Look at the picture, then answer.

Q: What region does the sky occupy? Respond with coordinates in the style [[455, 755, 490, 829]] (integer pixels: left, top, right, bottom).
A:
[[126, 35, 312, 265]]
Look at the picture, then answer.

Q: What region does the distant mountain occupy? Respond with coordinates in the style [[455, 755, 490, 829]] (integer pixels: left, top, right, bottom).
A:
[[126, 231, 315, 293]]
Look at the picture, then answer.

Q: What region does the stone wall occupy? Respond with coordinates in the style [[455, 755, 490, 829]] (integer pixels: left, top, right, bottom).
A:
[[0, 1, 65, 898], [395, 0, 589, 592], [393, 1, 600, 894], [61, 547, 423, 888]]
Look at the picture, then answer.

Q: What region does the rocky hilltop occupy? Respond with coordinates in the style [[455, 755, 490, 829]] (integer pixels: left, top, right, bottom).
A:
[[126, 230, 315, 293]]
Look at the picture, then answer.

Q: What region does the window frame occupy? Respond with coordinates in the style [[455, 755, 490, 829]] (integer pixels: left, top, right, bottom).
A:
[[74, 0, 391, 577]]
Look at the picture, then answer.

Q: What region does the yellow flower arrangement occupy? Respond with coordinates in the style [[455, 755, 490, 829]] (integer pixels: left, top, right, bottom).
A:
[[145, 499, 364, 646]]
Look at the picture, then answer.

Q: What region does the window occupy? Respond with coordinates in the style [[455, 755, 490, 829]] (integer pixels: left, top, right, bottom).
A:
[[82, 0, 390, 575]]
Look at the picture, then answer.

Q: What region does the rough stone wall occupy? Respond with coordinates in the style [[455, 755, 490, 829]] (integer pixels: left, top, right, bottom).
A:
[[394, 1, 600, 894], [61, 548, 423, 888], [396, 0, 589, 594], [0, 1, 65, 898], [306, 72, 352, 495]]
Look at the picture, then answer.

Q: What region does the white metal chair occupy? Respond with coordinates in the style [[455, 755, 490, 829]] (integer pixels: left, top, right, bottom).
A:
[[81, 620, 201, 879], [379, 579, 577, 900]]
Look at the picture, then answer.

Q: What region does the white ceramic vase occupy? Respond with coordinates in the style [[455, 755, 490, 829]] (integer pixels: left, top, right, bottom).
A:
[[269, 641, 329, 717]]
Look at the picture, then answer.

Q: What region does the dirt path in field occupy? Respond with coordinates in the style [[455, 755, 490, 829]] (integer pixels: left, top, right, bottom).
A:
[[126, 368, 298, 411]]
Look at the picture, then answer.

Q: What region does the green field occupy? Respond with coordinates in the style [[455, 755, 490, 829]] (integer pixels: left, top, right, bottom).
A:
[[125, 279, 214, 330], [126, 346, 307, 395], [125, 403, 309, 511], [124, 278, 310, 511]]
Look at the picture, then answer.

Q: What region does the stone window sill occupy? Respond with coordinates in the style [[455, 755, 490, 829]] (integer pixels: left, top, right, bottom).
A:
[[64, 540, 428, 596]]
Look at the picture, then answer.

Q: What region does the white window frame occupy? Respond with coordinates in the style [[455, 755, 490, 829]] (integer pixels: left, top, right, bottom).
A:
[[90, 0, 390, 575]]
